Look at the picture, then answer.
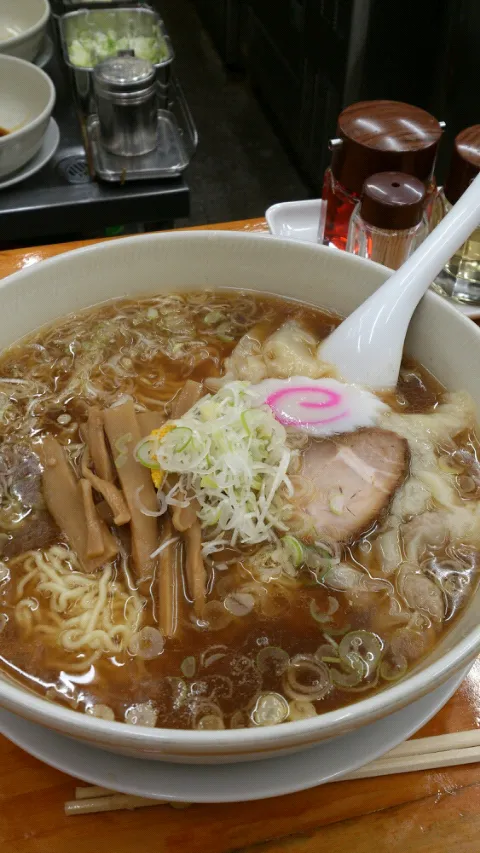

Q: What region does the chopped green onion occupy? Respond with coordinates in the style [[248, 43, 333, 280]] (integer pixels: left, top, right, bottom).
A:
[[339, 630, 383, 674], [256, 646, 289, 676], [282, 535, 304, 568], [153, 380, 293, 548], [204, 311, 224, 325], [251, 692, 289, 726], [309, 599, 331, 624], [68, 30, 168, 69], [328, 490, 345, 515], [283, 655, 331, 702], [199, 401, 217, 421], [224, 591, 255, 616], [331, 662, 364, 688], [180, 656, 196, 678], [134, 437, 161, 470], [380, 655, 408, 682], [200, 474, 218, 489], [170, 427, 193, 453], [288, 699, 317, 721]]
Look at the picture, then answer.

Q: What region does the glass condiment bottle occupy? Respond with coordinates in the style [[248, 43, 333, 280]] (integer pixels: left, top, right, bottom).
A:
[[322, 100, 444, 250], [433, 125, 480, 304], [346, 172, 428, 270]]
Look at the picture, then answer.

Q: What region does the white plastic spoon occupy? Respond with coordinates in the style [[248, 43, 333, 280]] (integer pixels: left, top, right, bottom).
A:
[[320, 172, 480, 389]]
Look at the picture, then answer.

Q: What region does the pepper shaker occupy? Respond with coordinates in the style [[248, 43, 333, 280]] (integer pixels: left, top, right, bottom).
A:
[[346, 172, 428, 270], [93, 54, 158, 157]]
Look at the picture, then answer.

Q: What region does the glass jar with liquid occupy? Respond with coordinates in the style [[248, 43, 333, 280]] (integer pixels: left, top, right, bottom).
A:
[[433, 125, 480, 304], [321, 100, 444, 250]]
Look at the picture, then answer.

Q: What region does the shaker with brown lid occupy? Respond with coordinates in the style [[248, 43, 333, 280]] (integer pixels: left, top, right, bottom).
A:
[[346, 171, 428, 269], [433, 125, 480, 303], [322, 100, 443, 250]]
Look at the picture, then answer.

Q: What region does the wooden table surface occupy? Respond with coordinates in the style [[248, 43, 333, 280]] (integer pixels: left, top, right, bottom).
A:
[[1, 218, 480, 853]]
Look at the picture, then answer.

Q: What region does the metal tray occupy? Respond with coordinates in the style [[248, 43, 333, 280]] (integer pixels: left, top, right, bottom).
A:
[[51, 0, 149, 15], [58, 6, 174, 115], [0, 50, 189, 243], [86, 76, 198, 182]]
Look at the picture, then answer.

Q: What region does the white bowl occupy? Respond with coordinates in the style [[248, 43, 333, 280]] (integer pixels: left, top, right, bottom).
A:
[[0, 55, 55, 178], [0, 0, 50, 62], [0, 231, 479, 764]]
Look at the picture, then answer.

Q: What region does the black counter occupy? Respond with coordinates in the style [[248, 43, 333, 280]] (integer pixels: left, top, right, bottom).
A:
[[0, 51, 190, 243]]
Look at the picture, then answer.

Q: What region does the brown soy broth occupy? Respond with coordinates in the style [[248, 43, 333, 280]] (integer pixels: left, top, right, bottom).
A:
[[0, 289, 474, 729]]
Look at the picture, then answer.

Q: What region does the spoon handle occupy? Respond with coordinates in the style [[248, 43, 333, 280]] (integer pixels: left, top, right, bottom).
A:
[[320, 173, 480, 389]]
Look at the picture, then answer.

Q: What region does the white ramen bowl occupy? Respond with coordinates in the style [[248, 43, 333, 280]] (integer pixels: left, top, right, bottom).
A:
[[0, 231, 479, 765], [0, 55, 55, 179], [0, 0, 50, 62]]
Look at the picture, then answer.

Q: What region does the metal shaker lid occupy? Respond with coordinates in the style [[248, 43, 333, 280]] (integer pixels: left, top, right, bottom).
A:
[[94, 54, 156, 94], [359, 171, 426, 230], [331, 100, 443, 195], [444, 125, 480, 205]]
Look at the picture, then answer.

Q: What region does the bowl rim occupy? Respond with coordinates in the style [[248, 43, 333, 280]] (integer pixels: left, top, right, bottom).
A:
[[0, 54, 55, 141], [0, 228, 478, 751], [0, 0, 50, 49]]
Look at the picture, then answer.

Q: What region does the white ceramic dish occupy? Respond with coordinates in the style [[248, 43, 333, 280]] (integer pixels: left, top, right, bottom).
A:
[[33, 33, 53, 69], [0, 117, 59, 190], [0, 0, 50, 62], [0, 231, 480, 764], [0, 666, 468, 802], [0, 55, 55, 179], [266, 199, 480, 319], [266, 198, 324, 244]]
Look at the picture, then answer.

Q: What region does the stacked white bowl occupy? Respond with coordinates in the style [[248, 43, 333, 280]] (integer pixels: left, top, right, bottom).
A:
[[0, 54, 55, 179], [0, 0, 50, 62]]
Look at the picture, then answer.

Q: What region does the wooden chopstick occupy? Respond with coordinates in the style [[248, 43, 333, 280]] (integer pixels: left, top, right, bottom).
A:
[[75, 785, 117, 800], [67, 730, 480, 814], [379, 729, 480, 758], [345, 745, 480, 780], [344, 729, 480, 780], [65, 795, 162, 815], [66, 785, 191, 815]]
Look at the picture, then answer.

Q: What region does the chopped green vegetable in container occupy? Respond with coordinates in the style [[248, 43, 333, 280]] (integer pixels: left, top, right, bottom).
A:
[[67, 26, 169, 68]]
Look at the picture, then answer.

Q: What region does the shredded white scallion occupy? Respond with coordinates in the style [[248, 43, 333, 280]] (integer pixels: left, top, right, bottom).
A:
[[150, 537, 179, 559], [151, 382, 296, 548], [134, 486, 166, 518]]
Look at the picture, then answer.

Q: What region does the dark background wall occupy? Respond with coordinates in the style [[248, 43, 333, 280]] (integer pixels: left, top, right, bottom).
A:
[[187, 0, 480, 190]]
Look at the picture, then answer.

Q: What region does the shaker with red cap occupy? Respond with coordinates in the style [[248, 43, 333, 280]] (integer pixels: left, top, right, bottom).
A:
[[322, 100, 444, 250]]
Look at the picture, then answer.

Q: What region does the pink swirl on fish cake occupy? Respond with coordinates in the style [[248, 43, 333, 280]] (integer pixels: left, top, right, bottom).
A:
[[265, 384, 350, 427]]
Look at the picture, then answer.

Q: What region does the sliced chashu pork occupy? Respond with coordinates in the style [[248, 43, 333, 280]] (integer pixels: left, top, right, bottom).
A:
[[0, 446, 59, 558], [302, 428, 409, 543]]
